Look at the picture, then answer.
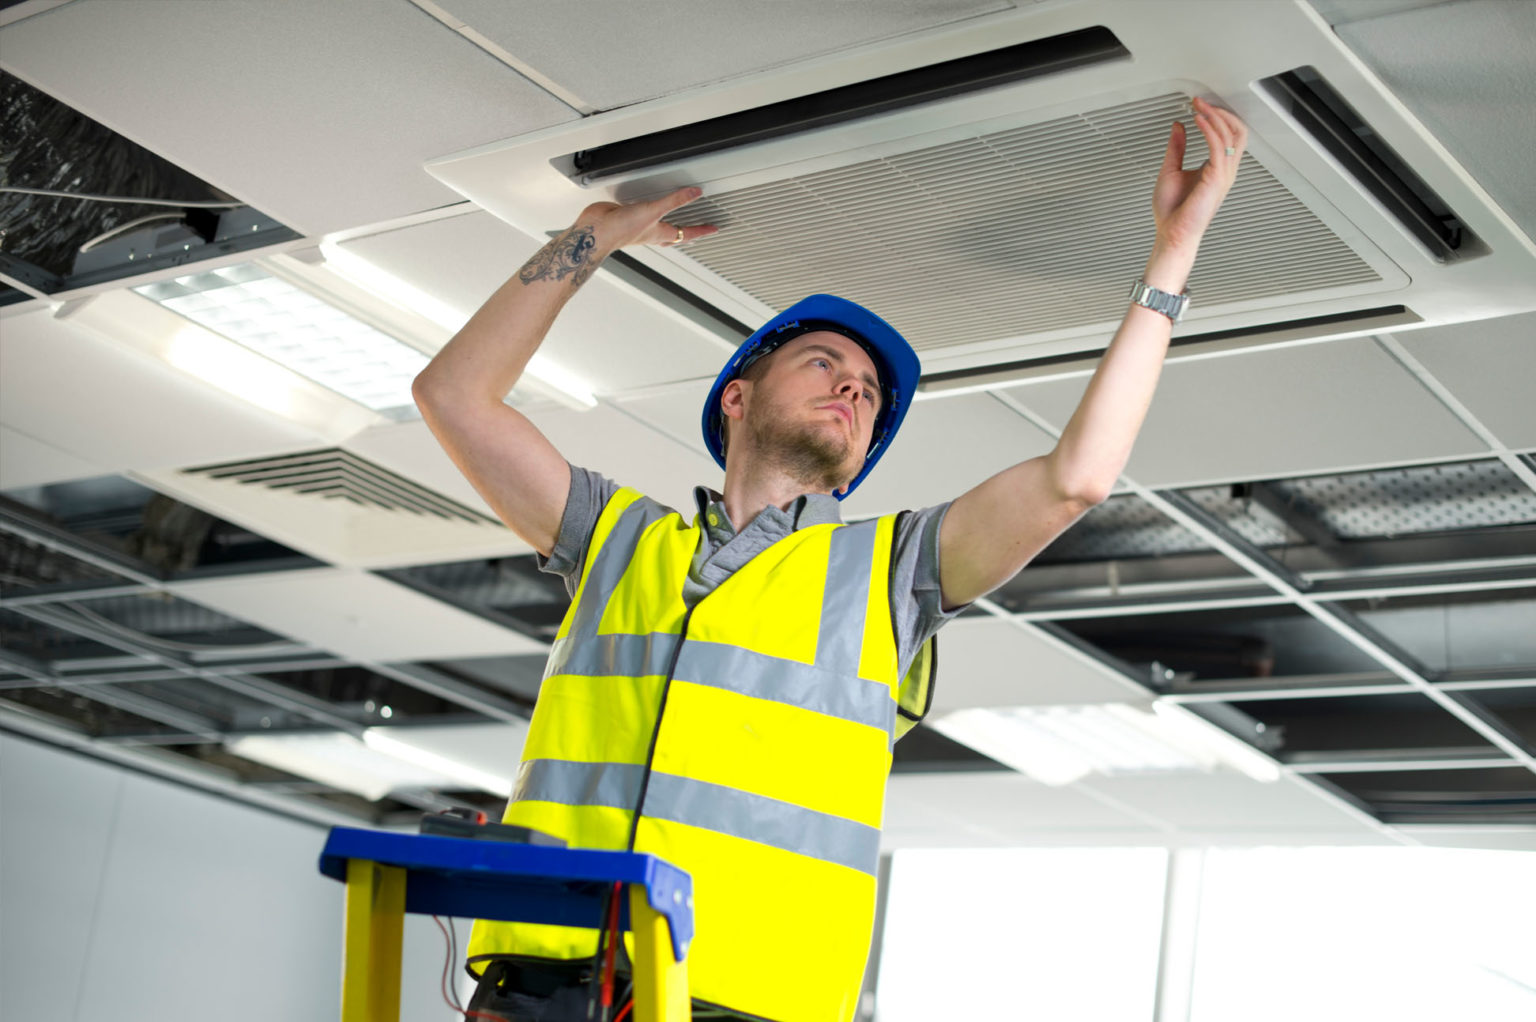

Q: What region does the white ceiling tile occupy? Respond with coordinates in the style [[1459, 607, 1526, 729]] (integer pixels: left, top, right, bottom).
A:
[[0, 0, 576, 236], [0, 309, 322, 474], [337, 211, 730, 394], [1079, 771, 1383, 834], [1394, 311, 1536, 449], [614, 380, 715, 456], [882, 771, 1158, 848], [841, 393, 1058, 517], [528, 401, 723, 515], [169, 567, 545, 662], [439, 0, 1013, 110], [930, 617, 1148, 712], [1002, 338, 1486, 487], [0, 424, 107, 490], [1337, 0, 1536, 243]]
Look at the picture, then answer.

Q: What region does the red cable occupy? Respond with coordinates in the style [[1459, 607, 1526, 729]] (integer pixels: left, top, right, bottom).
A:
[[600, 881, 623, 1012], [614, 999, 632, 1022]]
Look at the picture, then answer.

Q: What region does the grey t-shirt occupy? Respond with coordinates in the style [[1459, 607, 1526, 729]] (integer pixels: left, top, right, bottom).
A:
[[541, 463, 964, 680]]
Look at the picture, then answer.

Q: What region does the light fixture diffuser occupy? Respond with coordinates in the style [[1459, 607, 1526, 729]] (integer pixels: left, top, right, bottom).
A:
[[932, 703, 1282, 786], [134, 262, 428, 416]]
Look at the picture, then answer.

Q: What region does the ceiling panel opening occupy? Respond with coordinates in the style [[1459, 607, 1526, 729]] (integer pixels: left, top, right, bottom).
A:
[[383, 555, 570, 642], [420, 653, 549, 707], [1054, 604, 1388, 691], [0, 684, 186, 739], [251, 665, 492, 726], [34, 590, 299, 660], [0, 606, 123, 663], [992, 493, 1261, 614], [111, 677, 324, 736], [0, 71, 298, 306], [1334, 587, 1536, 678], [1458, 686, 1536, 751], [1188, 459, 1536, 580], [1316, 767, 1536, 826], [1216, 692, 1502, 765], [2, 475, 319, 582]]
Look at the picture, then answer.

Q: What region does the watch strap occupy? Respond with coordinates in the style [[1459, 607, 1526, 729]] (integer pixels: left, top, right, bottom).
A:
[[1128, 279, 1190, 323]]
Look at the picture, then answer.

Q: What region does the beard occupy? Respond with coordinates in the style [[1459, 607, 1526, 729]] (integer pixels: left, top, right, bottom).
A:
[[746, 409, 857, 493]]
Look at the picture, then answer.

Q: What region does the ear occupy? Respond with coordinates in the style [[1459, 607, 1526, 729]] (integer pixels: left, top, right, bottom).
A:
[[720, 378, 750, 424]]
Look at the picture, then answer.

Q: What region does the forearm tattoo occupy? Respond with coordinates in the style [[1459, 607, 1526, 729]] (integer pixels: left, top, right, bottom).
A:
[[518, 225, 599, 287]]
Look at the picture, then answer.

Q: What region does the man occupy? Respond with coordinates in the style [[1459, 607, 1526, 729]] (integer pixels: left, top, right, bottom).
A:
[[414, 97, 1247, 1022]]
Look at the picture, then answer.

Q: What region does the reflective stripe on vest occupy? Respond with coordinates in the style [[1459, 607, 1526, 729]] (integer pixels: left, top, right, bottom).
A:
[[467, 488, 917, 1022]]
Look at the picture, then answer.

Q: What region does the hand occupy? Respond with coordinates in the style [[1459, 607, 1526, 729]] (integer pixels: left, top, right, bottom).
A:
[[577, 186, 718, 254], [1150, 96, 1248, 253]]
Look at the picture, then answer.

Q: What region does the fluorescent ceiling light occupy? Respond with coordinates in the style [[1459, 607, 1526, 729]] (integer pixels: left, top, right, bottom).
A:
[[133, 263, 427, 416], [319, 242, 598, 410], [932, 703, 1281, 787], [363, 727, 515, 798], [227, 732, 459, 801]]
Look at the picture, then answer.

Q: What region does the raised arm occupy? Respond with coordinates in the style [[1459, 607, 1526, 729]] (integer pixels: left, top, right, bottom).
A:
[[412, 187, 715, 556], [938, 97, 1248, 608]]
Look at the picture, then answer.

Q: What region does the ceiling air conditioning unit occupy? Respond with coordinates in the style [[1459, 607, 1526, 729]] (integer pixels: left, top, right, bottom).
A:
[[424, 0, 1536, 387]]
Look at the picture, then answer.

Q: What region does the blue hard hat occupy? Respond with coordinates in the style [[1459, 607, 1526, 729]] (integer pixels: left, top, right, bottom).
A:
[[701, 294, 920, 499]]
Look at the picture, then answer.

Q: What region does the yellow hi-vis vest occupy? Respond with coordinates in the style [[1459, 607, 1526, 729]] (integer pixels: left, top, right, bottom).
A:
[[467, 487, 934, 1022]]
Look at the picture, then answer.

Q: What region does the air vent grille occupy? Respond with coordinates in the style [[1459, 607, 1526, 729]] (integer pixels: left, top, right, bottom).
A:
[[669, 93, 1380, 351], [182, 450, 498, 526]]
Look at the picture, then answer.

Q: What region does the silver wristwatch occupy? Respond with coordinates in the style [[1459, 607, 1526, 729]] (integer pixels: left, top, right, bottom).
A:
[[1128, 279, 1190, 323]]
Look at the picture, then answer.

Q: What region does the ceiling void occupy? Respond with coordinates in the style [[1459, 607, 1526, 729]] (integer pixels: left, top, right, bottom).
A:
[[1317, 766, 1536, 826], [382, 555, 571, 644], [1056, 605, 1388, 689], [1, 474, 318, 585], [250, 664, 490, 728], [0, 72, 297, 305], [1225, 692, 1502, 763], [1336, 587, 1536, 677]]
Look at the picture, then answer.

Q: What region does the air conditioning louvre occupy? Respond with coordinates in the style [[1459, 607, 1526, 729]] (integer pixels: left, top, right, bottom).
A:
[[667, 93, 1379, 353]]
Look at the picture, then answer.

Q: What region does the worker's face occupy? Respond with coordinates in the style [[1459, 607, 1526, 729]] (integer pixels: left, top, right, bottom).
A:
[[729, 332, 882, 493]]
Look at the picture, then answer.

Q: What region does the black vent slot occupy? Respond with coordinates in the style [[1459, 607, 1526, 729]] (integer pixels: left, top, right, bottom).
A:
[[567, 26, 1128, 181], [1260, 66, 1471, 261]]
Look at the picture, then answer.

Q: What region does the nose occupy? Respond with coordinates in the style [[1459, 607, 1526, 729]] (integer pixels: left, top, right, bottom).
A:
[[835, 375, 866, 406]]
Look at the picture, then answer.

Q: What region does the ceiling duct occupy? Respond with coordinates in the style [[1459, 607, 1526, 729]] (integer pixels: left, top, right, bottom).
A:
[[426, 0, 1536, 380], [181, 449, 499, 526]]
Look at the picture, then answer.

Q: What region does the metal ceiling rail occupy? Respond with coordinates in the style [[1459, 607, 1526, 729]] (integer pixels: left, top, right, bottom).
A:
[[1375, 334, 1536, 496], [0, 504, 161, 587], [1003, 561, 1536, 621], [1, 514, 533, 728], [1147, 490, 1536, 774], [1286, 755, 1517, 774], [983, 389, 1536, 826]]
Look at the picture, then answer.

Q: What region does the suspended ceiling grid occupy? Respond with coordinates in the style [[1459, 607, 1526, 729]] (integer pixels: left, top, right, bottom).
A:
[[0, 0, 1534, 846]]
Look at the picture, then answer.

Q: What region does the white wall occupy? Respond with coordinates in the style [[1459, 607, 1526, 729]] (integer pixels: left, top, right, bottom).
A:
[[0, 733, 472, 1021]]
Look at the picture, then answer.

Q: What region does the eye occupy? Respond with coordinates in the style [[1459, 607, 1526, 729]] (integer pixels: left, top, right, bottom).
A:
[[812, 358, 831, 370]]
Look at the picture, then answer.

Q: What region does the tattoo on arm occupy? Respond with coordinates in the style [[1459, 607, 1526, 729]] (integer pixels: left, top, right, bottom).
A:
[[518, 225, 600, 288]]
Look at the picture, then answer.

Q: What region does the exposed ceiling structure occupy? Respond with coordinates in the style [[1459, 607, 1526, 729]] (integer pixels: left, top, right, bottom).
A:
[[1, 0, 1533, 852]]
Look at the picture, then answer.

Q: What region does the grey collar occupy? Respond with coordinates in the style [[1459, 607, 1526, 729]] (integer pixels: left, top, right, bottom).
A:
[[692, 486, 844, 535]]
